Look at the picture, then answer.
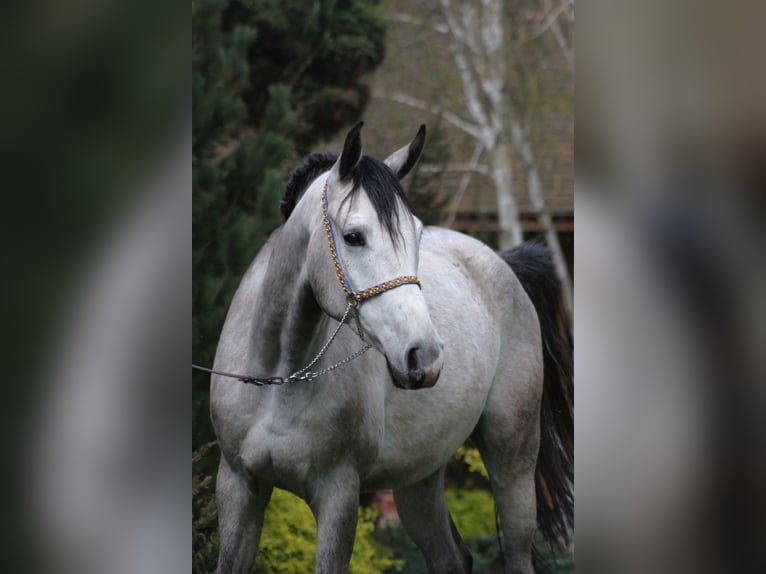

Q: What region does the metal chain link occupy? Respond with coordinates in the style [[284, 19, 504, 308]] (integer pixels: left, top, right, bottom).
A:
[[286, 301, 370, 382], [288, 341, 371, 382], [192, 300, 371, 386]]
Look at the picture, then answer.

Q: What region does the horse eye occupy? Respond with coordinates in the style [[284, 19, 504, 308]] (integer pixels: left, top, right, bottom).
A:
[[343, 231, 366, 247]]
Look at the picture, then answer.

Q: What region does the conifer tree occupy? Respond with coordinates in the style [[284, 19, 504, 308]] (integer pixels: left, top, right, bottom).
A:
[[192, 0, 386, 450]]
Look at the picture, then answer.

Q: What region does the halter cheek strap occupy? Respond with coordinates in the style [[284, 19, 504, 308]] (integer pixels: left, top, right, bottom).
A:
[[321, 176, 421, 303]]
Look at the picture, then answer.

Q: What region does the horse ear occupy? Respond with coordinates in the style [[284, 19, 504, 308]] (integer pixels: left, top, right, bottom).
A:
[[384, 124, 426, 180], [333, 121, 364, 181]]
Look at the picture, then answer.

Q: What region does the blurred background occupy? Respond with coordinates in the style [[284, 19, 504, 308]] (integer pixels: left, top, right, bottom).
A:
[[576, 1, 766, 573], [192, 0, 572, 572]]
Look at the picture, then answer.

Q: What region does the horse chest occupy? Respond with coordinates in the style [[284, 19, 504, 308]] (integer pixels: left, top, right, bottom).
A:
[[239, 390, 382, 491]]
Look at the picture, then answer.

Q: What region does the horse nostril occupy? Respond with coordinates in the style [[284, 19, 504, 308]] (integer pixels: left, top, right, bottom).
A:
[[406, 347, 426, 388], [407, 347, 420, 373], [400, 343, 444, 390]]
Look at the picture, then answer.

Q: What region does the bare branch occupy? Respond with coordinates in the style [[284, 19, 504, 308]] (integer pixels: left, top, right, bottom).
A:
[[550, 19, 573, 67], [372, 91, 484, 142], [533, 0, 574, 66], [438, 0, 493, 136], [444, 141, 485, 227], [417, 162, 489, 176], [386, 13, 448, 35], [532, 0, 574, 40], [510, 119, 573, 318]]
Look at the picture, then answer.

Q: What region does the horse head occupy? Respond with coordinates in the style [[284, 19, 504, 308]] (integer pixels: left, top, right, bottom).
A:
[[307, 123, 444, 389]]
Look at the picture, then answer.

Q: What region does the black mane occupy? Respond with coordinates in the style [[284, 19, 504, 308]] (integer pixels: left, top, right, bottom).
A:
[[280, 152, 337, 220], [281, 153, 412, 241]]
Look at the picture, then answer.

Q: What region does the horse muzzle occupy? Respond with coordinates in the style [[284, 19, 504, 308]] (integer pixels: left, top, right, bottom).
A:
[[387, 343, 444, 390]]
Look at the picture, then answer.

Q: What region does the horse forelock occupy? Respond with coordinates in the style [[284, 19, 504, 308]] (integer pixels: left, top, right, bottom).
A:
[[343, 156, 412, 245], [282, 153, 412, 244]]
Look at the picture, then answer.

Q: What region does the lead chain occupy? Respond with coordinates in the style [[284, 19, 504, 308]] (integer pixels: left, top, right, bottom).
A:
[[286, 301, 367, 381]]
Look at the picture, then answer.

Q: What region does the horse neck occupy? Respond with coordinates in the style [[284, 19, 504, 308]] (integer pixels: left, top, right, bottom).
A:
[[248, 188, 326, 378]]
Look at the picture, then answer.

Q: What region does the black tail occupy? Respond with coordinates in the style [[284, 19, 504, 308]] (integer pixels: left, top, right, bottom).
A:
[[500, 242, 574, 556]]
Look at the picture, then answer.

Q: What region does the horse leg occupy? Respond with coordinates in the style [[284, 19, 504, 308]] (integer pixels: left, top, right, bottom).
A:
[[474, 411, 540, 574], [310, 467, 360, 574], [472, 351, 542, 574], [215, 457, 272, 574], [394, 466, 473, 574]]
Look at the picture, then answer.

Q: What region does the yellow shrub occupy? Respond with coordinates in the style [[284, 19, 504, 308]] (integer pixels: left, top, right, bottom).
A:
[[453, 445, 488, 478], [256, 488, 404, 574]]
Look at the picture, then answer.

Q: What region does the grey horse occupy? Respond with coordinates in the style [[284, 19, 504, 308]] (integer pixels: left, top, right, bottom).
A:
[[209, 123, 573, 573]]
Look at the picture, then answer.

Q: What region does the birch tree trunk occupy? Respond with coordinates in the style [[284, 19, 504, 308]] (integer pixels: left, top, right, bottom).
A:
[[439, 0, 524, 249], [391, 0, 573, 317], [512, 120, 574, 319], [491, 139, 523, 248]]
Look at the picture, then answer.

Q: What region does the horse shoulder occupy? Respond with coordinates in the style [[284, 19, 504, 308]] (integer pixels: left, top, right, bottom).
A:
[[209, 231, 281, 457], [212, 229, 283, 370]]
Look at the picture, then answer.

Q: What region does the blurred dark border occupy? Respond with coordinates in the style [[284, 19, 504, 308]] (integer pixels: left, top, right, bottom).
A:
[[0, 1, 188, 572]]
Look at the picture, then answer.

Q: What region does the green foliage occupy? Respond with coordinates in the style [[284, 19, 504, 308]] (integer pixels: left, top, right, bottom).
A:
[[192, 443, 403, 573], [453, 445, 488, 479], [444, 486, 576, 572], [257, 489, 404, 574], [192, 0, 386, 452], [254, 488, 315, 573], [352, 505, 405, 574], [378, 487, 500, 574], [233, 0, 387, 152], [445, 488, 497, 541], [446, 446, 575, 572], [193, 443, 221, 574]]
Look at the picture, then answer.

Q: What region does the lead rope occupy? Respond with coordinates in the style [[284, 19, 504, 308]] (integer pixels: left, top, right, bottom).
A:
[[192, 175, 420, 386], [191, 301, 370, 386]]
